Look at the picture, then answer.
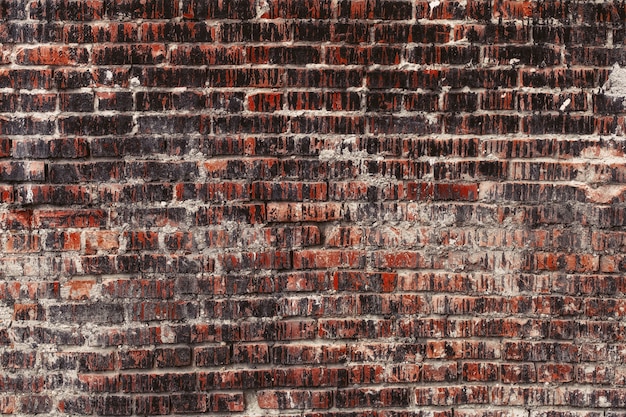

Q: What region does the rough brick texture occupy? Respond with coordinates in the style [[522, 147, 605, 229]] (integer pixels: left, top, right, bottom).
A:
[[1, 0, 626, 416]]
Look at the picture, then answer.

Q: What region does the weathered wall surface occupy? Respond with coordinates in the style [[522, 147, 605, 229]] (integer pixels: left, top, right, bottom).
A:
[[1, 0, 626, 415]]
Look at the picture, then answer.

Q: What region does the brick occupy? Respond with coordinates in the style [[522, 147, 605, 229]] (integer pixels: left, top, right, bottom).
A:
[[408, 45, 481, 65], [63, 279, 97, 300], [568, 46, 626, 67], [220, 22, 286, 42], [43, 231, 81, 251], [90, 137, 168, 157], [286, 69, 363, 88], [445, 114, 519, 135], [422, 362, 458, 382], [0, 93, 18, 112], [181, 0, 256, 19], [218, 250, 291, 271], [102, 279, 175, 299], [120, 373, 195, 393], [141, 67, 207, 87], [0, 69, 55, 89], [97, 92, 134, 111], [501, 363, 537, 383], [5, 233, 41, 253], [171, 45, 244, 65], [214, 115, 286, 134], [326, 45, 402, 65], [49, 303, 124, 324], [248, 45, 321, 65], [521, 68, 609, 88], [13, 138, 88, 159], [58, 396, 94, 415], [18, 94, 56, 113], [370, 115, 442, 135], [534, 24, 608, 45], [49, 162, 123, 183], [415, 385, 489, 405], [0, 161, 45, 182], [175, 181, 249, 202], [518, 92, 587, 112], [105, 0, 178, 19], [248, 92, 283, 112], [481, 90, 517, 110], [208, 392, 245, 412], [487, 44, 563, 66], [142, 21, 213, 42], [95, 396, 132, 416], [267, 202, 342, 222], [375, 22, 450, 43], [293, 20, 332, 42], [34, 209, 107, 228], [266, 0, 333, 19], [16, 46, 89, 65], [292, 116, 364, 134], [443, 92, 479, 112], [537, 363, 574, 383], [0, 0, 27, 19], [338, 0, 413, 20], [367, 92, 403, 112], [462, 362, 499, 382], [154, 347, 192, 368], [258, 390, 333, 409], [126, 161, 199, 182], [273, 344, 347, 365], [135, 396, 169, 415], [335, 387, 410, 408], [319, 318, 392, 339], [0, 117, 55, 136], [20, 395, 52, 414], [59, 115, 133, 136], [60, 92, 95, 112], [13, 303, 45, 320], [92, 44, 166, 65], [455, 23, 529, 43], [30, 0, 104, 20], [251, 181, 327, 201], [63, 22, 138, 43]]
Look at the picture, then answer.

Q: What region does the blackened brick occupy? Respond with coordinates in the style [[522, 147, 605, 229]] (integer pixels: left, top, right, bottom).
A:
[[60, 93, 94, 112], [142, 22, 214, 42], [96, 91, 133, 111], [339, 0, 413, 20], [182, 0, 255, 20], [105, 0, 178, 19], [30, 0, 104, 21], [141, 67, 207, 87], [92, 44, 166, 65], [267, 0, 333, 19], [220, 22, 287, 42], [49, 304, 124, 324]]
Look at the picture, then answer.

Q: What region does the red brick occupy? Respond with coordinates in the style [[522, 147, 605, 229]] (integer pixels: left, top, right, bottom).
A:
[[257, 390, 333, 409], [267, 202, 342, 222], [16, 46, 88, 65]]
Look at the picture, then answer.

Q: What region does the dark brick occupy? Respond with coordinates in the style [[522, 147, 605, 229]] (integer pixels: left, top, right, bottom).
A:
[[49, 304, 124, 324], [105, 0, 178, 19], [181, 0, 255, 19]]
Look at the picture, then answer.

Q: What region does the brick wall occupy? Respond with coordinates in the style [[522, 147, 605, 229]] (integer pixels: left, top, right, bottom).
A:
[[1, 0, 626, 415]]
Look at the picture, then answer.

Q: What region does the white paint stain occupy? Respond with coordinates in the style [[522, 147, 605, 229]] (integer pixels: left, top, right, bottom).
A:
[[604, 64, 626, 96]]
